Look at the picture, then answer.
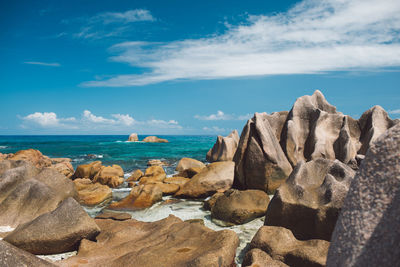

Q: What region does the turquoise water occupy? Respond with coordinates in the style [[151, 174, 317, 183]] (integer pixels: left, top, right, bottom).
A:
[[0, 135, 216, 174]]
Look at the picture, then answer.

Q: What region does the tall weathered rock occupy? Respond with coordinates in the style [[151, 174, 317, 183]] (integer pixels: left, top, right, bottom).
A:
[[207, 130, 239, 162], [357, 105, 394, 155], [234, 112, 292, 194], [280, 90, 349, 166], [265, 158, 355, 241], [327, 123, 400, 267]]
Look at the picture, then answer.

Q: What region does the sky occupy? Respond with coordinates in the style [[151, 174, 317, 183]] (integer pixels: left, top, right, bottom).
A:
[[1, 0, 399, 135]]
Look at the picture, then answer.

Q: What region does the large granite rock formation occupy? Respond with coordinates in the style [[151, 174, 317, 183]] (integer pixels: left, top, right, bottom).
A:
[[175, 161, 234, 198], [211, 189, 270, 225], [243, 248, 289, 267], [207, 130, 239, 162], [4, 198, 100, 255], [58, 215, 239, 267], [0, 160, 77, 227], [234, 112, 293, 193], [265, 158, 355, 241], [0, 240, 56, 267], [327, 123, 400, 266], [233, 90, 395, 194], [248, 226, 330, 267]]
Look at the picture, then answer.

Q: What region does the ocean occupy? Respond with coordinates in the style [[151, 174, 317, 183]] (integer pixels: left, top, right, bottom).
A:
[[0, 135, 216, 174]]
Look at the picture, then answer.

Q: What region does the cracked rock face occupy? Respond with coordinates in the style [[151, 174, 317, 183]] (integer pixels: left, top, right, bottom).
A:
[[264, 158, 355, 241]]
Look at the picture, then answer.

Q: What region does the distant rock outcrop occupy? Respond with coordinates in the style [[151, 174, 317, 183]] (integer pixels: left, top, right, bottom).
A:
[[127, 133, 139, 142], [233, 90, 395, 193], [327, 123, 400, 267], [207, 130, 239, 162], [142, 136, 169, 143], [265, 158, 355, 241]]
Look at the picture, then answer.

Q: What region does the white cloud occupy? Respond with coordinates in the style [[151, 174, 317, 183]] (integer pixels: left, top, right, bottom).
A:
[[95, 9, 155, 24], [83, 110, 115, 124], [112, 113, 135, 126], [388, 109, 400, 114], [72, 9, 154, 39], [83, 0, 400, 87], [20, 110, 181, 131], [24, 61, 60, 67], [22, 112, 75, 128], [147, 119, 182, 129], [202, 126, 230, 133], [195, 111, 252, 121]]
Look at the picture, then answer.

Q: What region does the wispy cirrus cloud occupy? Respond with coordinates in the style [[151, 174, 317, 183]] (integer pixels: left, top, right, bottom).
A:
[[195, 110, 252, 121], [388, 109, 400, 115], [24, 61, 61, 67], [68, 9, 155, 39], [83, 0, 400, 87]]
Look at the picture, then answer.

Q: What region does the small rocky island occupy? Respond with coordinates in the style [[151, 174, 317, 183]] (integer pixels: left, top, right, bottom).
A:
[[0, 91, 399, 267]]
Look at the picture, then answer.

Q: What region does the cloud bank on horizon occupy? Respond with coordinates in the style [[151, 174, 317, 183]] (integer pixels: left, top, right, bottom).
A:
[[21, 111, 183, 132], [82, 0, 400, 87]]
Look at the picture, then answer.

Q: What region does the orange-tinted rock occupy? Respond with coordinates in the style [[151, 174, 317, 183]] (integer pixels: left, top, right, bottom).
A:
[[73, 161, 102, 180], [164, 176, 190, 186], [93, 165, 124, 188], [142, 136, 168, 143], [74, 178, 112, 206], [95, 211, 131, 221], [8, 149, 52, 168], [175, 161, 234, 198], [176, 157, 205, 172], [126, 169, 143, 182], [107, 184, 162, 210]]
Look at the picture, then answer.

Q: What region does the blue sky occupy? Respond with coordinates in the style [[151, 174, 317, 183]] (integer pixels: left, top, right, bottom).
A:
[[1, 0, 399, 135]]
